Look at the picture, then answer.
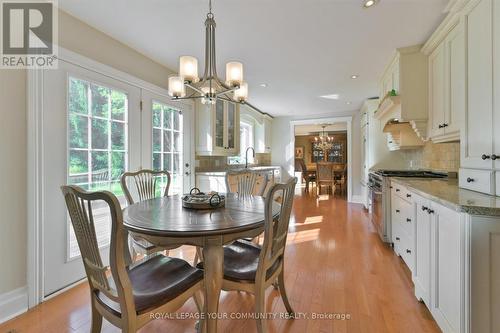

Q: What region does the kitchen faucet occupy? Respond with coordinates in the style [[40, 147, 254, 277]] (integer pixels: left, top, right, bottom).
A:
[[245, 147, 255, 168]]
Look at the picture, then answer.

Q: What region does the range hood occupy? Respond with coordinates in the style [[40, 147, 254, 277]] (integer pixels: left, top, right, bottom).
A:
[[383, 119, 425, 151]]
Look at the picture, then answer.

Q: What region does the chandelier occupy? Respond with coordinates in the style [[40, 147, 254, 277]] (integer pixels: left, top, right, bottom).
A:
[[168, 0, 248, 105], [314, 125, 334, 151]]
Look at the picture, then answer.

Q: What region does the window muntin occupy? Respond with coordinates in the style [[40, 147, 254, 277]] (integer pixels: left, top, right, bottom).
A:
[[152, 101, 183, 195]]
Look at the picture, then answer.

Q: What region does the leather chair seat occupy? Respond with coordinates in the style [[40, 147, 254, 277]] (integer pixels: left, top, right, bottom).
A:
[[197, 240, 281, 282], [95, 255, 203, 316]]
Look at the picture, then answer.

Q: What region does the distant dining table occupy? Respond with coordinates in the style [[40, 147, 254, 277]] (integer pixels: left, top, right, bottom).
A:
[[122, 193, 281, 333]]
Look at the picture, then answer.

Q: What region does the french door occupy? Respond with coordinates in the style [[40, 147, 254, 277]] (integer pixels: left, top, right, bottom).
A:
[[42, 60, 193, 296]]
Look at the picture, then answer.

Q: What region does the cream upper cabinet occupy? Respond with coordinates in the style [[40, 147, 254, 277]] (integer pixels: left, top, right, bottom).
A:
[[429, 42, 446, 139], [196, 99, 240, 156], [461, 0, 494, 169], [428, 21, 465, 143], [255, 115, 272, 153]]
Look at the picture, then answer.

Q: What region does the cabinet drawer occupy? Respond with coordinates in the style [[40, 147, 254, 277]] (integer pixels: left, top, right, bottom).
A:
[[399, 200, 414, 238], [392, 182, 412, 202], [459, 169, 495, 195]]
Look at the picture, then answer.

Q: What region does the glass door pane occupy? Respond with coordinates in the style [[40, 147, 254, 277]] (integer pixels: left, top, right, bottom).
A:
[[215, 99, 224, 149], [227, 102, 236, 149]]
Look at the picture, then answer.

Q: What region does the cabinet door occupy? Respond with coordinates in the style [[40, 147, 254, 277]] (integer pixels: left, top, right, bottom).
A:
[[429, 42, 446, 138], [430, 203, 462, 333], [462, 0, 494, 169], [214, 100, 225, 150], [494, 0, 500, 171], [444, 21, 465, 136], [264, 118, 272, 152], [413, 195, 432, 306], [225, 102, 239, 154]]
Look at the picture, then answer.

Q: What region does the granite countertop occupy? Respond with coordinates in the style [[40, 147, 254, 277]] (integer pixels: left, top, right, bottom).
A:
[[196, 165, 281, 175], [391, 178, 500, 217]]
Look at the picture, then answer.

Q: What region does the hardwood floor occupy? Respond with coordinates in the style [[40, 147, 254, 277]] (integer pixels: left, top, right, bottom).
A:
[[0, 189, 440, 333]]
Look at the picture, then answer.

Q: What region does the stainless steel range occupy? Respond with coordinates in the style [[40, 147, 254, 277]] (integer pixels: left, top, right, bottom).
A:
[[367, 170, 447, 243]]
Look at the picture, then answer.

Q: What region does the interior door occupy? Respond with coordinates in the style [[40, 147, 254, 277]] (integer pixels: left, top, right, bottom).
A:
[[42, 61, 141, 296], [141, 90, 194, 194]]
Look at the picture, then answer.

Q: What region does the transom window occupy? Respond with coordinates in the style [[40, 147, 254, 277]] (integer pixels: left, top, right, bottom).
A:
[[152, 101, 183, 194], [67, 77, 129, 258]]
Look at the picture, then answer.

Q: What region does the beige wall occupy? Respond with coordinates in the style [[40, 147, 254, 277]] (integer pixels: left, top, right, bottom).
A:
[[0, 10, 175, 296]]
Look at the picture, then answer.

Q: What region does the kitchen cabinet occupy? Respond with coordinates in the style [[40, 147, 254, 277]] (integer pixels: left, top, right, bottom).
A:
[[255, 115, 272, 153], [391, 184, 414, 273], [428, 20, 465, 143], [429, 203, 462, 333], [461, 0, 494, 170], [196, 99, 240, 156], [196, 173, 226, 192], [413, 194, 432, 307]]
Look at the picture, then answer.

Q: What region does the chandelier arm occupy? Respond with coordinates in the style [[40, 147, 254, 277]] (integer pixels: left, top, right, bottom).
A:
[[216, 95, 233, 103], [210, 18, 218, 80], [215, 86, 239, 97], [185, 82, 206, 95], [172, 95, 205, 101]]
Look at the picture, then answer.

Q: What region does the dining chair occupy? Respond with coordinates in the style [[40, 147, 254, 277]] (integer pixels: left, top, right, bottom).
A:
[[60, 185, 204, 333], [120, 169, 178, 258], [295, 158, 316, 192], [334, 164, 347, 195], [198, 177, 297, 333], [316, 162, 335, 196], [225, 169, 268, 196]]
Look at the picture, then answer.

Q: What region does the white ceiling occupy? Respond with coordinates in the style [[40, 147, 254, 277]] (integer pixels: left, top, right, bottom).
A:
[[58, 0, 448, 117]]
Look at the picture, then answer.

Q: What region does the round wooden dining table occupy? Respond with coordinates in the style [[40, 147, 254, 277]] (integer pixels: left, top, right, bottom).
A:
[[122, 193, 281, 333]]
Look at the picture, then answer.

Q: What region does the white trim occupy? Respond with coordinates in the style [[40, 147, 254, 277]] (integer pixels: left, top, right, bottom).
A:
[[289, 116, 354, 203], [27, 69, 45, 308], [27, 46, 193, 308], [0, 286, 28, 324]]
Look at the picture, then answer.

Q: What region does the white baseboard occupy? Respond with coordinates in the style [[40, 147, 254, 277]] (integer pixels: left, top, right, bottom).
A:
[[350, 195, 365, 205], [0, 286, 28, 324]]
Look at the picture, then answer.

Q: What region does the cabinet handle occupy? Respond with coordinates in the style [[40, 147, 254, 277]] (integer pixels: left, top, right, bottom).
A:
[[406, 218, 411, 222], [396, 189, 400, 192], [438, 124, 444, 129], [427, 209, 434, 215], [396, 209, 400, 213], [492, 154, 498, 160], [482, 154, 491, 160], [406, 194, 411, 198], [406, 249, 411, 254], [421, 206, 428, 211], [466, 177, 475, 183], [396, 237, 400, 241]]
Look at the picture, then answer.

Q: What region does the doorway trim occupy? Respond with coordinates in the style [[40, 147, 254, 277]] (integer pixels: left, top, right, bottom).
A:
[[289, 116, 353, 202], [27, 46, 193, 308]]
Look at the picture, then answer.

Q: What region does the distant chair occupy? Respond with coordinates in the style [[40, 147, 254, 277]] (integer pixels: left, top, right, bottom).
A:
[[197, 178, 298, 333], [120, 169, 177, 258], [60, 185, 203, 333], [316, 162, 335, 196], [295, 158, 316, 192], [334, 164, 347, 196], [225, 169, 268, 196]]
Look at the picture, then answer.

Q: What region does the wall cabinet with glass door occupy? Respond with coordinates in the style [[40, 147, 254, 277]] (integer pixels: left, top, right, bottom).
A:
[[196, 99, 240, 156]]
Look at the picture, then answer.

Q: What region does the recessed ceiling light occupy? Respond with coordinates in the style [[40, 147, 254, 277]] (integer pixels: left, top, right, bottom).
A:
[[259, 83, 268, 88], [320, 94, 340, 100], [351, 75, 359, 79], [346, 101, 352, 105], [363, 0, 379, 8]]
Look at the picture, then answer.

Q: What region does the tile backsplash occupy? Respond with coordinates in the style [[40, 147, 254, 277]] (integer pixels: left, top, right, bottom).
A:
[[403, 141, 460, 172], [195, 153, 271, 171]]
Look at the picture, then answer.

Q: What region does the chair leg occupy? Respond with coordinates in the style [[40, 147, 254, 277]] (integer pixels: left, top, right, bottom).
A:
[[255, 287, 267, 333], [278, 269, 295, 316], [90, 301, 103, 333], [193, 246, 203, 265]]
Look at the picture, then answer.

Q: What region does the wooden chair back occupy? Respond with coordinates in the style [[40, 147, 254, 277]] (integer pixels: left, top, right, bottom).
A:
[[120, 169, 171, 205], [60, 186, 135, 317], [258, 178, 297, 282], [225, 169, 267, 196], [316, 162, 334, 182]]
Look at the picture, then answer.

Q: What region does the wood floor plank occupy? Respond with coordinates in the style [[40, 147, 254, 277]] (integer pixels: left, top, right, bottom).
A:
[[0, 189, 441, 333]]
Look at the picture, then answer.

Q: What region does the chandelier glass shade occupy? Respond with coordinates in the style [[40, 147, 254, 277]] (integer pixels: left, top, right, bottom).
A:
[[314, 125, 334, 151], [168, 0, 248, 105]]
